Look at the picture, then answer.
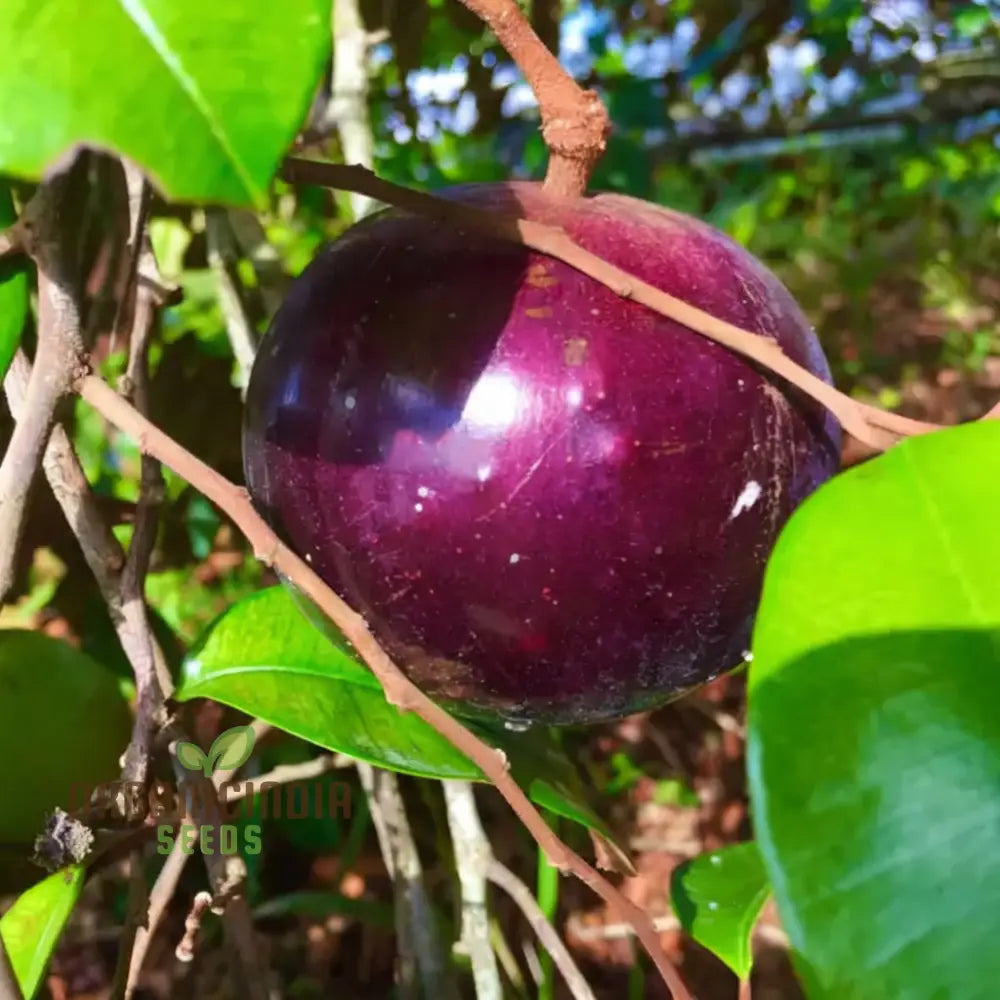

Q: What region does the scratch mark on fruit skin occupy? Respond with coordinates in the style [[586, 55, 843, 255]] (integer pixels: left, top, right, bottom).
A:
[[475, 428, 569, 522], [525, 306, 553, 319], [761, 381, 792, 535]]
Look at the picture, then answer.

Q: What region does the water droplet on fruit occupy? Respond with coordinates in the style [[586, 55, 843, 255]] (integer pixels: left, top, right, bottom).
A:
[[476, 464, 492, 482], [345, 393, 356, 410], [707, 901, 719, 911], [509, 553, 521, 564], [414, 503, 424, 513], [417, 486, 429, 498], [565, 385, 583, 408], [710, 854, 721, 866], [742, 650, 754, 663]]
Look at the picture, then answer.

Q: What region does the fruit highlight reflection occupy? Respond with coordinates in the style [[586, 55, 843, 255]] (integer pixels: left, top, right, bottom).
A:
[[242, 182, 841, 726]]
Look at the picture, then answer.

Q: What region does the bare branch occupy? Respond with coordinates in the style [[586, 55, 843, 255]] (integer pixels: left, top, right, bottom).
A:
[[109, 852, 150, 1000], [115, 164, 170, 789], [0, 235, 85, 600], [223, 753, 351, 802], [328, 0, 379, 220], [124, 839, 191, 1000], [175, 891, 214, 963], [487, 859, 597, 1000], [168, 741, 269, 1000], [457, 0, 608, 197], [74, 371, 693, 999], [279, 157, 944, 454], [358, 762, 459, 1000], [442, 781, 501, 1000], [206, 209, 259, 392]]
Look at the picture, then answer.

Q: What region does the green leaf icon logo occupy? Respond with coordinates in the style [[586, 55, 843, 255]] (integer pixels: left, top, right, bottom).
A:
[[206, 725, 256, 775], [176, 741, 208, 773]]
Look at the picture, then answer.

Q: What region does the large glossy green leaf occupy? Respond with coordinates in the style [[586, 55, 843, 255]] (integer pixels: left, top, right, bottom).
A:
[[0, 0, 329, 207], [0, 866, 85, 998], [0, 631, 133, 849], [0, 183, 27, 381], [177, 587, 627, 858], [670, 842, 770, 979], [747, 422, 1000, 999]]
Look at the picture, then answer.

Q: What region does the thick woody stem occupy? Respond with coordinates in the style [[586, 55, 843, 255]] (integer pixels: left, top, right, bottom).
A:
[[458, 0, 609, 198]]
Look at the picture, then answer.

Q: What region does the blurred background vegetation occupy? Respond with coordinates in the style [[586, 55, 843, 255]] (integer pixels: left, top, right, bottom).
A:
[[2, 1, 998, 997]]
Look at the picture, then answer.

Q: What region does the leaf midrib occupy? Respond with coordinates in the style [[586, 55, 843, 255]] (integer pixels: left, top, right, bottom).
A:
[[116, 0, 257, 200]]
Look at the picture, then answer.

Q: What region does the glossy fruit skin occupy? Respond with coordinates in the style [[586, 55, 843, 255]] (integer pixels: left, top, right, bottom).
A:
[[243, 182, 840, 727]]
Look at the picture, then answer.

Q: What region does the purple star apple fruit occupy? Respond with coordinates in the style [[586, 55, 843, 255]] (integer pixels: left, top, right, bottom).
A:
[[242, 182, 840, 726]]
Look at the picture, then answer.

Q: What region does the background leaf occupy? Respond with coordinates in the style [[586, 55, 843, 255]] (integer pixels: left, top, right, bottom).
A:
[[177, 587, 627, 856], [0, 182, 27, 381], [0, 0, 330, 206], [670, 842, 770, 979], [748, 422, 1000, 999], [0, 631, 132, 882], [0, 866, 85, 998]]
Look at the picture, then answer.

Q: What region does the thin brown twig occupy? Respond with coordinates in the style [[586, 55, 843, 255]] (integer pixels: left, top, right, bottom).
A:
[[487, 859, 597, 1000], [74, 372, 693, 1000], [109, 852, 150, 1000], [221, 752, 351, 802], [115, 164, 170, 789], [279, 158, 945, 453], [0, 193, 86, 600], [124, 840, 191, 1000], [456, 0, 609, 198], [174, 891, 214, 963], [167, 740, 269, 1000]]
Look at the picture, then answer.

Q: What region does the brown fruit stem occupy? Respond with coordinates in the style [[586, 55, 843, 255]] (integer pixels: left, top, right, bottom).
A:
[[457, 0, 609, 198]]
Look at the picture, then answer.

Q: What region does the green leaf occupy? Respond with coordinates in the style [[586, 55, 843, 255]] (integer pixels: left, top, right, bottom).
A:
[[175, 741, 207, 773], [747, 422, 1000, 999], [0, 182, 28, 381], [0, 0, 330, 207], [208, 724, 256, 773], [177, 587, 628, 860], [0, 631, 132, 850], [0, 866, 85, 998], [670, 842, 770, 979]]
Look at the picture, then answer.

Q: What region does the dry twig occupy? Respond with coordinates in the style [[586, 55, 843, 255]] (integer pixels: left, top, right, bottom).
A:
[[124, 840, 191, 999], [279, 157, 947, 454], [74, 370, 693, 999], [358, 762, 459, 1000], [487, 859, 597, 1000], [0, 184, 86, 601], [175, 892, 214, 963], [442, 782, 502, 1000]]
